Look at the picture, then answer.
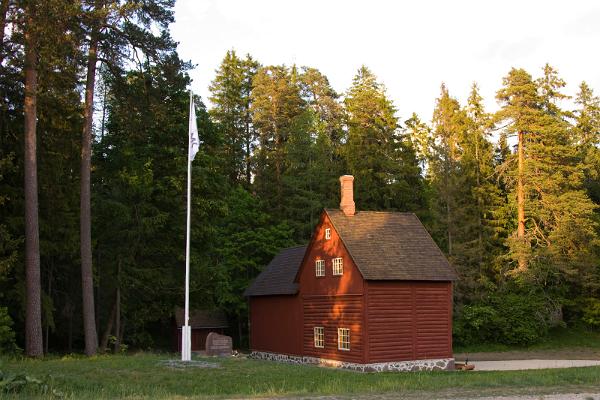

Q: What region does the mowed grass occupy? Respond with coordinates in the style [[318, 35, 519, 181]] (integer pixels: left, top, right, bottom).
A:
[[2, 353, 600, 399]]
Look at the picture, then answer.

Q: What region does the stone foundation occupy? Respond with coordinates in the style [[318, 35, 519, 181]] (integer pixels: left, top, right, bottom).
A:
[[249, 351, 454, 372]]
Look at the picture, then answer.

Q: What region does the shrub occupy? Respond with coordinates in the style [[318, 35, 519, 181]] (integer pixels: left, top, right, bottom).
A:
[[0, 307, 17, 354], [582, 298, 600, 329], [454, 291, 553, 346]]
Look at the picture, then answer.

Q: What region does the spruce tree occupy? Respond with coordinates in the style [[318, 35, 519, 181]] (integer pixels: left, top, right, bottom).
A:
[[574, 82, 600, 205], [209, 50, 259, 185], [343, 66, 425, 212], [428, 84, 466, 256], [251, 65, 306, 213]]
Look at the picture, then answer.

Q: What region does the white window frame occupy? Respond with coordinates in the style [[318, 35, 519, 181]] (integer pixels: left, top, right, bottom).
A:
[[314, 327, 324, 348], [332, 257, 343, 276], [337, 327, 350, 351], [325, 228, 331, 240], [315, 259, 325, 277]]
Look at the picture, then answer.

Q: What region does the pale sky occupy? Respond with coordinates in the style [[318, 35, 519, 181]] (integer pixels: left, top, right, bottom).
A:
[[171, 0, 600, 124]]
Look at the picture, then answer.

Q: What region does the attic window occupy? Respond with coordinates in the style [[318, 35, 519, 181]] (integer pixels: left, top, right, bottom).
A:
[[338, 327, 350, 351], [332, 257, 343, 276], [315, 259, 325, 277], [314, 327, 324, 348], [325, 228, 331, 240]]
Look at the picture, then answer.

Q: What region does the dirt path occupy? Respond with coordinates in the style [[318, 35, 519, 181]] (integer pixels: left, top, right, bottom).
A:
[[473, 359, 600, 371], [455, 348, 600, 361]]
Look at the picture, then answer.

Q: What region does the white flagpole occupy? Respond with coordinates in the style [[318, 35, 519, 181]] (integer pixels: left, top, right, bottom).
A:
[[182, 91, 193, 361]]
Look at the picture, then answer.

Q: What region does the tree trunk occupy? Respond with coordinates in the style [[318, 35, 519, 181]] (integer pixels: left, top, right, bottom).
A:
[[0, 0, 10, 65], [99, 294, 116, 353], [81, 33, 99, 356], [44, 261, 53, 355], [23, 12, 43, 358], [517, 130, 526, 270], [446, 201, 452, 256], [114, 261, 121, 353]]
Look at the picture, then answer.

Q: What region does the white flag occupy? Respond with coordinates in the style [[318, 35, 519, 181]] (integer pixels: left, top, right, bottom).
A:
[[189, 94, 200, 161]]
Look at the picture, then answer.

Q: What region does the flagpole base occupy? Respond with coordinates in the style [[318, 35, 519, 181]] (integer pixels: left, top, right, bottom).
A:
[[181, 325, 191, 361]]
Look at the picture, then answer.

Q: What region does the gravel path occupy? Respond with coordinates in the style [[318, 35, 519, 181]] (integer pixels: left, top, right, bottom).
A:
[[455, 349, 600, 361], [472, 359, 600, 371]]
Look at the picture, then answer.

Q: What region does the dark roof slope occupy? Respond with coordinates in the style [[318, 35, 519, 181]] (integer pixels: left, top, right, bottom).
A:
[[244, 245, 307, 296], [326, 209, 457, 281], [174, 308, 228, 328]]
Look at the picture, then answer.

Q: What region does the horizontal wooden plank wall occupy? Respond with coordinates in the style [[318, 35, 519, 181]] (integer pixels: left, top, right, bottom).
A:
[[366, 281, 452, 363], [303, 294, 364, 363], [415, 283, 452, 359]]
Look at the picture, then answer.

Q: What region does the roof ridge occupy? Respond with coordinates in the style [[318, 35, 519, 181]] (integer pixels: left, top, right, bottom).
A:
[[325, 208, 416, 215], [279, 244, 308, 250]]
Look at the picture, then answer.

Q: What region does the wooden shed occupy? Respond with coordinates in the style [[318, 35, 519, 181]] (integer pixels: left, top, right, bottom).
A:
[[173, 308, 228, 352], [244, 175, 458, 371]]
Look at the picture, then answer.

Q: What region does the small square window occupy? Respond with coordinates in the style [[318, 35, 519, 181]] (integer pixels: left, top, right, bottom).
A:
[[338, 327, 350, 351], [325, 228, 331, 240], [315, 259, 325, 277], [332, 258, 343, 275], [314, 327, 324, 348]]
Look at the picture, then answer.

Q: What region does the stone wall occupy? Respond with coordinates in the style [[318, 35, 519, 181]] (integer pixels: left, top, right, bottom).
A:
[[249, 351, 454, 372]]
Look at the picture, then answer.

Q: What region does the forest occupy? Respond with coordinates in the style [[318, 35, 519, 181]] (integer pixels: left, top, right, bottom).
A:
[[1, 0, 600, 357]]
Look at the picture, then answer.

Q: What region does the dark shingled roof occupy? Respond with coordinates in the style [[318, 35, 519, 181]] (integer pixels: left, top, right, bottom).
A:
[[325, 209, 457, 281], [244, 210, 457, 297], [244, 245, 307, 296], [174, 308, 228, 328]]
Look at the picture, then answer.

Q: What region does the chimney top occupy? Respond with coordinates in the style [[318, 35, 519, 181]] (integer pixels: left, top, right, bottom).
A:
[[339, 175, 355, 217]]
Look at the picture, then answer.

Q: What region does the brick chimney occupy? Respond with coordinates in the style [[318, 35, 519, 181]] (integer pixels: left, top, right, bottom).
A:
[[339, 175, 355, 216]]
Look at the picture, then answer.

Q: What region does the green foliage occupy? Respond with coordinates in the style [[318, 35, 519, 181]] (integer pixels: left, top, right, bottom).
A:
[[0, 368, 63, 397], [3, 7, 600, 353], [582, 298, 600, 329], [0, 308, 17, 354], [344, 66, 426, 213], [454, 290, 554, 346]]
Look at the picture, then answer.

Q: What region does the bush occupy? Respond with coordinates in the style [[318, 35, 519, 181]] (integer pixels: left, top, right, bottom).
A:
[[0, 307, 17, 354], [582, 298, 600, 329], [454, 292, 553, 346]]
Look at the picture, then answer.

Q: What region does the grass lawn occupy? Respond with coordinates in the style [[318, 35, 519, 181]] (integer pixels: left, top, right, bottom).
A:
[[2, 352, 600, 399]]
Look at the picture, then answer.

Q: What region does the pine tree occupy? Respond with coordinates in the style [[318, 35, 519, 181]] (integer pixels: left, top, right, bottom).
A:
[[79, 0, 177, 356], [496, 66, 599, 287], [495, 68, 541, 271], [22, 0, 44, 357]]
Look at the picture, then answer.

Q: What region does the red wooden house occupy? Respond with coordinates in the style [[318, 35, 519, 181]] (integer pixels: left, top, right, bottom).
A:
[[244, 175, 458, 371]]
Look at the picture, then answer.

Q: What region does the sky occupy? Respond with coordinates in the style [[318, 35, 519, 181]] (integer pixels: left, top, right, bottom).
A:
[[171, 0, 600, 123]]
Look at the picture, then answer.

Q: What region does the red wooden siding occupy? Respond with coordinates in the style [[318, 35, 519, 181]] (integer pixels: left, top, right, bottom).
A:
[[297, 213, 365, 362], [298, 213, 364, 296], [303, 295, 364, 363], [366, 281, 452, 363], [249, 295, 302, 355]]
